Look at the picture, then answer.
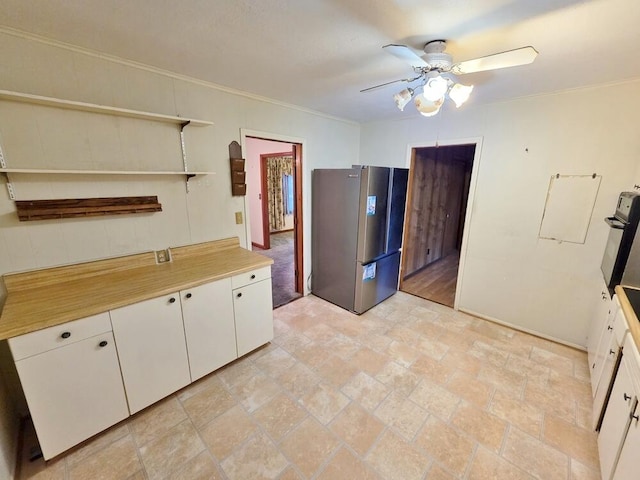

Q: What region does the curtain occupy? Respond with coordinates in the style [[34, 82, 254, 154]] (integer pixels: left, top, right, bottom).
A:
[[266, 155, 293, 231]]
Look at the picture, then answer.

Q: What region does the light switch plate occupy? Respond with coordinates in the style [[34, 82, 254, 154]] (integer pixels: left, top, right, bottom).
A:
[[235, 211, 243, 224]]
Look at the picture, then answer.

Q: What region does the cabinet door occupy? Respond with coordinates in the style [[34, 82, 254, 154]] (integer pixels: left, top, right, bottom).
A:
[[110, 294, 191, 414], [612, 402, 640, 480], [233, 278, 274, 357], [598, 358, 636, 480], [181, 279, 237, 381], [14, 332, 128, 459], [590, 295, 620, 396], [593, 332, 622, 430]]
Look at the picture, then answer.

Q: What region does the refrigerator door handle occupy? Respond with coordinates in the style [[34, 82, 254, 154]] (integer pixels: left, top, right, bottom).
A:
[[383, 171, 393, 254]]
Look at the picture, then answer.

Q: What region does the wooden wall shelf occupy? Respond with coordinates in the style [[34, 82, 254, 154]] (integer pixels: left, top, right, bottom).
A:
[[15, 196, 162, 221], [0, 90, 214, 127], [0, 168, 214, 176]]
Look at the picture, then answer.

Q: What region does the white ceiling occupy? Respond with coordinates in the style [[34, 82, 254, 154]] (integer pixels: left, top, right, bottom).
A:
[[1, 0, 639, 123]]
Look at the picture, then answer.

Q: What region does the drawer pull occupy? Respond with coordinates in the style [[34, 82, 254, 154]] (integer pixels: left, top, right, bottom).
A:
[[237, 292, 242, 298], [99, 340, 108, 348], [61, 331, 71, 339], [250, 274, 256, 280], [169, 297, 176, 304], [610, 349, 616, 356], [185, 293, 192, 299], [624, 393, 632, 401], [607, 325, 614, 331]]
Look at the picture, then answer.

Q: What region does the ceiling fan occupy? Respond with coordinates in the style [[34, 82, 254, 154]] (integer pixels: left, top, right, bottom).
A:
[[362, 40, 538, 116]]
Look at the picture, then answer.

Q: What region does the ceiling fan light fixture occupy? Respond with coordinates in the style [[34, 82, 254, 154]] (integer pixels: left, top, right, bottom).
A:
[[422, 74, 448, 102], [393, 87, 414, 111], [449, 83, 474, 108], [414, 93, 443, 117]]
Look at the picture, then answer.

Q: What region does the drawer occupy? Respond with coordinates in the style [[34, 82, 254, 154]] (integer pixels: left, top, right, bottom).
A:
[[9, 312, 112, 361], [614, 308, 629, 344], [231, 266, 271, 289]]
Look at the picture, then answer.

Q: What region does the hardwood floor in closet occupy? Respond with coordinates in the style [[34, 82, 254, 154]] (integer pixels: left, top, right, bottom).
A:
[[401, 251, 460, 307]]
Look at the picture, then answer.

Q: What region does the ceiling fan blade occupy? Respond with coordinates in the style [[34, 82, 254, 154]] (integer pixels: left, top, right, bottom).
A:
[[451, 46, 538, 75], [382, 44, 429, 69], [360, 75, 421, 93]]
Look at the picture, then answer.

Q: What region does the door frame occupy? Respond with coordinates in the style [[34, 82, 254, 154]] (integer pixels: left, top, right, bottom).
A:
[[401, 137, 483, 309], [241, 129, 306, 295], [260, 150, 296, 250]]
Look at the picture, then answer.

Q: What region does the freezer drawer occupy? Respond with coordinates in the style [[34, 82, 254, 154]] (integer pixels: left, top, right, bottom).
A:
[[354, 251, 401, 314]]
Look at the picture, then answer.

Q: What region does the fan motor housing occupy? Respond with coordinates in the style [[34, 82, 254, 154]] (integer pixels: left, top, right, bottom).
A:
[[424, 40, 452, 70]]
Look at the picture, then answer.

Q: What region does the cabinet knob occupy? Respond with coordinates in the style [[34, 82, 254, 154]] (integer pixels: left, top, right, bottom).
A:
[[61, 331, 71, 339], [250, 274, 256, 280], [624, 393, 632, 401], [99, 340, 108, 348], [236, 292, 242, 298], [169, 297, 176, 304], [633, 413, 640, 422], [610, 349, 616, 356], [607, 325, 614, 331], [185, 293, 192, 299]]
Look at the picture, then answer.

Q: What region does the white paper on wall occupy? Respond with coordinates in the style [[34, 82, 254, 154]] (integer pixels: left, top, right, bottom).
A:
[[538, 174, 602, 244]]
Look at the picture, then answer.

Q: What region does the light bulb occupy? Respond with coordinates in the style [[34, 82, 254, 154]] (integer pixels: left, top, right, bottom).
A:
[[422, 75, 448, 102], [393, 88, 414, 111], [414, 93, 444, 117], [449, 83, 474, 107]]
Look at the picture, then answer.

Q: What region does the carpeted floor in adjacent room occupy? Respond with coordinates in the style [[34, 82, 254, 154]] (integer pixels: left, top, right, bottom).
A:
[[255, 231, 301, 308]]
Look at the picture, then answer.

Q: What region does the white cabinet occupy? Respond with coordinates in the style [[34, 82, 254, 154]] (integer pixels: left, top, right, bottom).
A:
[[110, 294, 191, 414], [232, 267, 274, 357], [181, 279, 237, 381], [8, 313, 129, 460], [593, 307, 628, 430], [590, 293, 621, 396], [612, 399, 640, 480]]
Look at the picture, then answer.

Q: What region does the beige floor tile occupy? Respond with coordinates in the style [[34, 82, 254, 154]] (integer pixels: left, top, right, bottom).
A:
[[440, 347, 482, 376], [477, 362, 527, 397], [129, 396, 187, 447], [386, 325, 421, 346], [468, 340, 510, 367], [415, 336, 450, 361], [349, 347, 390, 376], [547, 370, 592, 408], [468, 318, 516, 341], [301, 382, 350, 424], [18, 452, 67, 480], [445, 370, 494, 408], [166, 451, 224, 480], [315, 354, 360, 387], [543, 415, 599, 470], [503, 427, 570, 480], [254, 347, 298, 378], [374, 391, 428, 440], [138, 420, 205, 480], [198, 405, 257, 460], [316, 446, 380, 480], [230, 372, 281, 413], [385, 340, 421, 367], [489, 389, 543, 438], [220, 431, 288, 480], [253, 393, 308, 440], [467, 446, 533, 480], [487, 337, 532, 359], [366, 429, 430, 480], [409, 378, 461, 420], [68, 435, 142, 480], [504, 355, 551, 388], [375, 361, 421, 396], [280, 417, 340, 478], [437, 327, 481, 352], [530, 346, 575, 376], [451, 402, 507, 453], [342, 371, 391, 411], [180, 379, 237, 427], [293, 342, 330, 368], [215, 360, 261, 390], [329, 402, 385, 456], [276, 466, 304, 479], [524, 382, 576, 423], [414, 416, 475, 477], [322, 333, 360, 359], [176, 373, 224, 402], [64, 423, 130, 466], [424, 463, 457, 480], [406, 317, 447, 338], [356, 332, 394, 352], [303, 323, 338, 343], [276, 361, 321, 397], [410, 354, 455, 384], [273, 332, 311, 354], [570, 459, 601, 480], [574, 358, 591, 382]]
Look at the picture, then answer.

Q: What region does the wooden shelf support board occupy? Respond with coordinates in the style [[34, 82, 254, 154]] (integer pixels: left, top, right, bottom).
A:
[[16, 196, 162, 221]]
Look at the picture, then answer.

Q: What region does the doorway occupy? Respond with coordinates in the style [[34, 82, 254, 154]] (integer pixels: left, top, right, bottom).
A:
[[244, 136, 303, 308], [400, 144, 476, 307]]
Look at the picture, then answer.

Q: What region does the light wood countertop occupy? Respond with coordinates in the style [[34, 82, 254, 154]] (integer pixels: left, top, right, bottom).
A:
[[615, 285, 640, 350], [0, 237, 273, 340]]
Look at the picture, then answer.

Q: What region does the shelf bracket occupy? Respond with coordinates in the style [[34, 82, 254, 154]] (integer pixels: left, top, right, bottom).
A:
[[180, 121, 191, 193]]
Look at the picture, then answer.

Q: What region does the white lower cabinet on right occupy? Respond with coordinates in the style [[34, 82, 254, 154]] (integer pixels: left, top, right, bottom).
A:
[[232, 267, 274, 357]]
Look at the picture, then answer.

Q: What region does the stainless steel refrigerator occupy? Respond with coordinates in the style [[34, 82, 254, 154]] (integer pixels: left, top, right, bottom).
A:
[[312, 166, 408, 314]]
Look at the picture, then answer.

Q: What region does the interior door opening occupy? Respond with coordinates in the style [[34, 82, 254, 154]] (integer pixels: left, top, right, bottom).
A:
[[245, 136, 303, 308], [400, 144, 475, 307]]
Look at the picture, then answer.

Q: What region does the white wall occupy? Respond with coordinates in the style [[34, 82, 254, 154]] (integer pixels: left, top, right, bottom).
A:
[[245, 137, 294, 247], [361, 80, 640, 347], [0, 29, 359, 477]]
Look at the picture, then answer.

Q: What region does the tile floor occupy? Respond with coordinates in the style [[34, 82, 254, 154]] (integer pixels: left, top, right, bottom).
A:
[[18, 292, 600, 480]]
